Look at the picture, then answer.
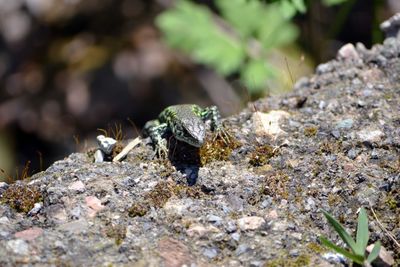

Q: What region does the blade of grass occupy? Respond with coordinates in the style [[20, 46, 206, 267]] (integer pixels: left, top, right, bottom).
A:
[[355, 207, 369, 256], [366, 241, 381, 264], [320, 236, 364, 264], [322, 210, 358, 253]]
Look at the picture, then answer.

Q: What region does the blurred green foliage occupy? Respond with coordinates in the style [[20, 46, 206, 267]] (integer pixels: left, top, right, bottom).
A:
[[156, 0, 347, 95]]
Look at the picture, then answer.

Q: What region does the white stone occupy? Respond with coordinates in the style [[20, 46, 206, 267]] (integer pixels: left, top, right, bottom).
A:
[[94, 149, 104, 163], [358, 128, 384, 143], [337, 43, 360, 61], [252, 110, 290, 137], [7, 239, 29, 255], [96, 135, 117, 155], [237, 216, 265, 231]]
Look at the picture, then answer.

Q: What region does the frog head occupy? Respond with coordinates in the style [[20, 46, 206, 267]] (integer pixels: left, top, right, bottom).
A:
[[172, 115, 206, 147]]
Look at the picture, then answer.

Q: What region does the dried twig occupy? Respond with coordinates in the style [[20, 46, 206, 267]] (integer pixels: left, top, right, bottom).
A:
[[369, 203, 400, 249]]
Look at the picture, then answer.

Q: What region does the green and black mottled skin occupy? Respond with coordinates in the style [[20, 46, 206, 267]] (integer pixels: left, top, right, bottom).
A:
[[143, 104, 224, 157]]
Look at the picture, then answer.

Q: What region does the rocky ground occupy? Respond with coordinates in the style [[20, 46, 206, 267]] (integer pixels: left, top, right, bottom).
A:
[[1, 21, 400, 267]]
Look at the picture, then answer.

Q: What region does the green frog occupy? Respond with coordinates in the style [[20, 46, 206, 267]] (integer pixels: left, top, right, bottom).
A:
[[143, 104, 225, 157]]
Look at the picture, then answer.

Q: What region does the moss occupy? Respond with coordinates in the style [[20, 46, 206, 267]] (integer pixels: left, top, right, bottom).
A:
[[385, 194, 398, 210], [199, 129, 241, 166], [304, 126, 318, 137], [0, 183, 42, 213], [306, 242, 326, 254], [327, 193, 342, 206], [249, 144, 277, 167], [105, 224, 126, 246], [261, 171, 290, 200], [319, 140, 342, 154], [128, 202, 149, 217], [265, 254, 311, 267], [128, 181, 205, 217]]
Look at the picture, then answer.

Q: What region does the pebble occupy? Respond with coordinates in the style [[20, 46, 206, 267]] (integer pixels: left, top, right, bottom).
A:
[[203, 247, 218, 259], [207, 214, 223, 225], [358, 128, 384, 143], [337, 43, 360, 61], [235, 244, 250, 256], [252, 110, 290, 137], [336, 118, 354, 129], [380, 12, 400, 37], [225, 220, 237, 233], [85, 196, 105, 217], [7, 239, 29, 255], [237, 216, 265, 231], [94, 149, 105, 163], [0, 182, 8, 189], [68, 181, 85, 192], [0, 216, 10, 224], [366, 244, 395, 267], [316, 62, 334, 74], [347, 148, 358, 160], [97, 135, 117, 155], [14, 227, 43, 241], [28, 202, 42, 216], [231, 232, 240, 241], [322, 252, 347, 265]]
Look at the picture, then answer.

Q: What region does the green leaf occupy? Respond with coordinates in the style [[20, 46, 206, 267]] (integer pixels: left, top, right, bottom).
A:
[[241, 59, 276, 92], [216, 0, 265, 38], [322, 210, 358, 253], [279, 0, 297, 19], [156, 0, 245, 75], [355, 207, 369, 256], [366, 241, 381, 264], [322, 0, 348, 6], [292, 0, 306, 13], [320, 236, 364, 264]]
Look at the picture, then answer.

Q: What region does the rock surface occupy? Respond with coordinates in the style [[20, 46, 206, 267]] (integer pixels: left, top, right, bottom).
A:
[[1, 27, 400, 267]]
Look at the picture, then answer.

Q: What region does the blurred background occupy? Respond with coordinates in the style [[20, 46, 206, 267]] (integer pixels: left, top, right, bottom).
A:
[[0, 0, 397, 181]]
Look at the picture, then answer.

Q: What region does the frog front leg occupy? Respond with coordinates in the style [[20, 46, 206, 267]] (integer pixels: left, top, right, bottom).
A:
[[143, 120, 169, 158], [199, 106, 230, 142]]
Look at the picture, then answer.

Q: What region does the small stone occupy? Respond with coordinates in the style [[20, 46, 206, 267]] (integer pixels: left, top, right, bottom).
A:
[[7, 239, 29, 255], [68, 181, 85, 192], [14, 227, 43, 241], [370, 149, 379, 159], [235, 244, 250, 256], [304, 197, 315, 211], [322, 252, 347, 265], [186, 223, 219, 237], [70, 206, 83, 219], [358, 128, 384, 144], [158, 238, 192, 267], [0, 182, 8, 189], [252, 110, 290, 137], [97, 135, 117, 155], [237, 216, 265, 231], [316, 62, 333, 74], [331, 130, 341, 139], [94, 149, 105, 163], [203, 247, 218, 259], [207, 214, 223, 225], [225, 220, 237, 233], [366, 244, 395, 267], [266, 209, 278, 220], [27, 202, 42, 216], [58, 219, 88, 234], [347, 148, 358, 160], [380, 13, 400, 38], [231, 232, 240, 241], [0, 216, 10, 224], [336, 119, 354, 129], [337, 43, 360, 61], [85, 196, 105, 217]]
